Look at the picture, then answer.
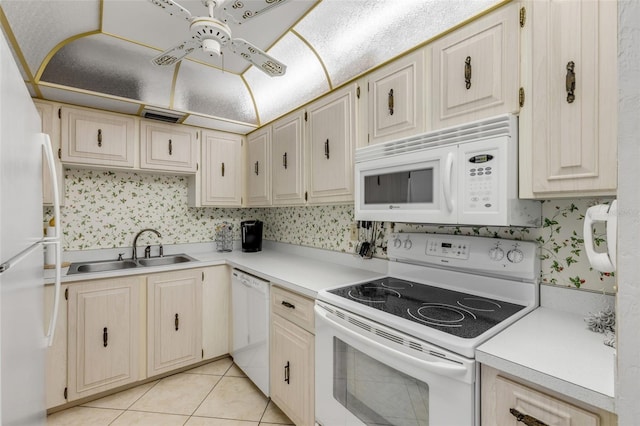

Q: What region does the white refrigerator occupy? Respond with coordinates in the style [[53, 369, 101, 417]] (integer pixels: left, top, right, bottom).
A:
[[0, 30, 61, 424]]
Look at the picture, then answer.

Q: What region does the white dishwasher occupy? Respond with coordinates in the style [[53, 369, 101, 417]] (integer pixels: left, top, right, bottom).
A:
[[231, 269, 270, 396]]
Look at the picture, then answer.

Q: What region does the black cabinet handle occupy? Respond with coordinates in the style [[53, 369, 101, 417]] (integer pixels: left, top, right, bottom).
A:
[[284, 361, 290, 384], [510, 408, 549, 426], [465, 56, 472, 89], [388, 88, 394, 115], [281, 300, 296, 309], [566, 61, 576, 103], [103, 327, 108, 347], [97, 129, 103, 147], [254, 161, 259, 176], [283, 152, 288, 169], [169, 139, 173, 155], [175, 313, 179, 331], [221, 162, 225, 177], [324, 139, 330, 159]]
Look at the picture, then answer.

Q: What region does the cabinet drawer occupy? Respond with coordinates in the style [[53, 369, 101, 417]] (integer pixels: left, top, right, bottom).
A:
[[271, 286, 314, 333]]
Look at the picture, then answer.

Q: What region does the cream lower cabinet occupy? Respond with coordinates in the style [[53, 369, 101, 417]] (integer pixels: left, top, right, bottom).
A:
[[45, 284, 68, 408], [270, 286, 315, 426], [202, 266, 230, 360], [147, 269, 203, 377], [67, 277, 142, 401], [482, 365, 617, 426]]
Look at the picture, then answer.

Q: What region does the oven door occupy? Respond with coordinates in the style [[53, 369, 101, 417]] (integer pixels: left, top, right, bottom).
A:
[[315, 302, 477, 426], [354, 144, 457, 224]]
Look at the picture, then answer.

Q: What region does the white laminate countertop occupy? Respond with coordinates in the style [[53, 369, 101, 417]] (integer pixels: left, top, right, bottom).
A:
[[476, 307, 616, 413]]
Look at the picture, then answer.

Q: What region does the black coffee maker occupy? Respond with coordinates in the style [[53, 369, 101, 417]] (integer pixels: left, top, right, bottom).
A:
[[241, 220, 263, 252]]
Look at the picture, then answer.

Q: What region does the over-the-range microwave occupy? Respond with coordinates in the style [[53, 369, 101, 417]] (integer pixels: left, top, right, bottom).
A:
[[355, 114, 541, 226]]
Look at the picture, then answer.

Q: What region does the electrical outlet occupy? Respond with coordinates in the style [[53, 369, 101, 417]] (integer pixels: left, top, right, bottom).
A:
[[350, 223, 358, 240]]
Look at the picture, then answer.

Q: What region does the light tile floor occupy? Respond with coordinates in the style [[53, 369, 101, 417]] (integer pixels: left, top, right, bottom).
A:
[[47, 357, 294, 426]]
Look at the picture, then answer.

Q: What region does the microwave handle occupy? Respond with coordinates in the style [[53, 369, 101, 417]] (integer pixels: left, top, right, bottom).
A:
[[583, 200, 617, 272], [443, 152, 454, 213]]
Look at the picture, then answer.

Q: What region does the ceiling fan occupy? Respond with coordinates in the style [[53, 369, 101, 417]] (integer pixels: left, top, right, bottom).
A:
[[148, 0, 288, 76]]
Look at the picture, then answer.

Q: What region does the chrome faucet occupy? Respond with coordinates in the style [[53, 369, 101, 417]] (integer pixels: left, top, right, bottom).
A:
[[132, 228, 162, 260]]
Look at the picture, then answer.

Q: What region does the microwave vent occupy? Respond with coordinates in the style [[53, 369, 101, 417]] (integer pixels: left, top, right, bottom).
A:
[[140, 107, 184, 123], [356, 114, 517, 162]]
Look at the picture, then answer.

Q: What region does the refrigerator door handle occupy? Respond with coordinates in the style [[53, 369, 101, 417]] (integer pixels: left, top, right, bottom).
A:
[[41, 133, 62, 347]]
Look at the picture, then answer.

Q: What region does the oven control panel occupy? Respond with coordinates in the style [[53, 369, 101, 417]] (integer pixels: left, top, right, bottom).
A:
[[388, 233, 539, 281]]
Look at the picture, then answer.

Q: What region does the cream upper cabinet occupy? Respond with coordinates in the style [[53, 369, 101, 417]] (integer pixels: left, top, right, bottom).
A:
[[367, 49, 426, 145], [246, 126, 272, 206], [147, 269, 203, 377], [140, 120, 198, 173], [60, 106, 136, 168], [430, 2, 520, 129], [519, 0, 617, 198], [202, 266, 229, 360], [34, 100, 65, 206], [306, 84, 356, 204], [67, 277, 141, 401], [272, 110, 305, 206], [200, 130, 243, 207]]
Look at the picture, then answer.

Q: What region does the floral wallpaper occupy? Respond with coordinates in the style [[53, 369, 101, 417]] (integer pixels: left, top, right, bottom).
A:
[[45, 169, 616, 294]]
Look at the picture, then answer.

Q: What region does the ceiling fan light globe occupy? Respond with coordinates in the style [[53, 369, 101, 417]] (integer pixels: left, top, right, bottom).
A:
[[202, 38, 221, 56]]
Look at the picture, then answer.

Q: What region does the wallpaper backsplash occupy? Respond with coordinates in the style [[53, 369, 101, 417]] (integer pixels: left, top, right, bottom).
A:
[[44, 168, 615, 294]]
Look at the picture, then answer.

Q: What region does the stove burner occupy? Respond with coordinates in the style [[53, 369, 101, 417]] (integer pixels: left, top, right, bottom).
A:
[[348, 286, 401, 303], [407, 303, 477, 328], [457, 297, 502, 312], [381, 279, 414, 290]]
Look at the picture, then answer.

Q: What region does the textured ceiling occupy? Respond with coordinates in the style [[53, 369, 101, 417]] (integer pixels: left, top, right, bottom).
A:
[[0, 0, 502, 134]]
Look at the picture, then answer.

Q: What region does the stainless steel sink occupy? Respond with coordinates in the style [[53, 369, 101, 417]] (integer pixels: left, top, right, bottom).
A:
[[67, 254, 196, 275], [137, 254, 195, 267], [68, 260, 138, 275]]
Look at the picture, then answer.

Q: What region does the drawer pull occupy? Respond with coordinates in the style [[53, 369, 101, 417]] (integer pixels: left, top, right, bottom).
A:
[[97, 129, 103, 147], [566, 61, 576, 103], [169, 139, 173, 155], [284, 361, 290, 384], [103, 327, 108, 347], [281, 300, 296, 309], [175, 313, 179, 331], [464, 56, 472, 90], [509, 408, 549, 426]]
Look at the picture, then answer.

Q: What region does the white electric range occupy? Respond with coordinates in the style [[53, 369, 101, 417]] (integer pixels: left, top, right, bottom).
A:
[[314, 232, 539, 426]]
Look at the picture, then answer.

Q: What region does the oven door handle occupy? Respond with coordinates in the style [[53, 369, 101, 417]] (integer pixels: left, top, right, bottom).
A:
[[316, 305, 469, 377]]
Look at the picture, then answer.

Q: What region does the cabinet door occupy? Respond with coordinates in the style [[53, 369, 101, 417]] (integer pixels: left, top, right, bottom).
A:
[[34, 101, 64, 206], [521, 0, 617, 197], [67, 277, 141, 400], [306, 85, 356, 204], [61, 106, 136, 168], [140, 121, 198, 173], [45, 284, 67, 408], [272, 110, 305, 205], [246, 127, 272, 206], [430, 3, 520, 129], [270, 315, 314, 426], [201, 131, 243, 206], [202, 266, 229, 360], [147, 269, 203, 377], [367, 49, 426, 145], [494, 376, 599, 426]]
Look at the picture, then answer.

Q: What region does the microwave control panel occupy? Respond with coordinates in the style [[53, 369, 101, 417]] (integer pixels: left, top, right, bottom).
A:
[[463, 149, 499, 213]]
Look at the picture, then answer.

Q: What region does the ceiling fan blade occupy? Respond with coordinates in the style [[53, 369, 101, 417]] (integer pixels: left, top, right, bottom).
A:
[[148, 0, 192, 21], [230, 38, 286, 77], [222, 0, 288, 25], [151, 40, 200, 66]]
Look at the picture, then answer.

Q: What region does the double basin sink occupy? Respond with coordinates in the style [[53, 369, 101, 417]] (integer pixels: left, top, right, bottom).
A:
[[67, 254, 196, 275]]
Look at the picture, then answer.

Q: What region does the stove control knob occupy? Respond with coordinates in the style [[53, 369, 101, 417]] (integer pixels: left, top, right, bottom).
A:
[[393, 237, 402, 248], [489, 247, 505, 261], [507, 248, 524, 263], [404, 237, 412, 250]]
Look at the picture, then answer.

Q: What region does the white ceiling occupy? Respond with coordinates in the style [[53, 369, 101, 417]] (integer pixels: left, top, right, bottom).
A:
[[0, 0, 501, 134]]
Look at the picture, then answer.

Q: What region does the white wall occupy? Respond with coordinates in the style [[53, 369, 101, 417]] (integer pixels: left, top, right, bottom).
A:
[[615, 1, 640, 424]]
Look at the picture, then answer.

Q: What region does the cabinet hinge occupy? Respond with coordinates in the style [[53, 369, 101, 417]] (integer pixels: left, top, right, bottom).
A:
[[304, 111, 308, 122], [202, 271, 204, 281], [57, 148, 62, 160], [305, 191, 308, 202], [519, 87, 525, 108], [519, 7, 526, 28], [64, 287, 68, 300], [367, 134, 370, 144], [63, 387, 68, 400], [202, 349, 204, 359], [356, 86, 360, 99], [196, 162, 199, 171], [58, 108, 61, 119]]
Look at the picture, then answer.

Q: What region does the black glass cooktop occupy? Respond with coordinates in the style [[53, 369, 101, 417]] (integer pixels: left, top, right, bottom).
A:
[[329, 277, 525, 339]]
